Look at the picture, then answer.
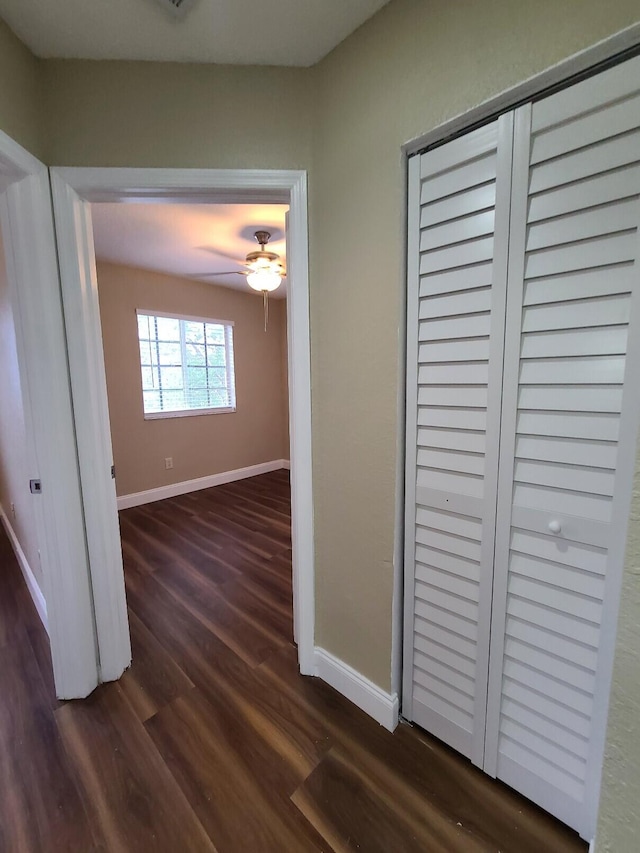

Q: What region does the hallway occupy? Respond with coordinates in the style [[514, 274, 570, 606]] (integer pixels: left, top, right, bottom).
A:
[[0, 471, 586, 851]]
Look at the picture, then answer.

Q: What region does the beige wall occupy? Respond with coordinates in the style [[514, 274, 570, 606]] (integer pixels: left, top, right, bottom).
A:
[[97, 261, 288, 497], [596, 443, 640, 851], [0, 225, 41, 586], [0, 17, 42, 158], [40, 60, 312, 169]]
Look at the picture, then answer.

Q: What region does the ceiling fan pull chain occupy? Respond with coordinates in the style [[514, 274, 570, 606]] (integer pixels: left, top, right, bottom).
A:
[[263, 290, 269, 332]]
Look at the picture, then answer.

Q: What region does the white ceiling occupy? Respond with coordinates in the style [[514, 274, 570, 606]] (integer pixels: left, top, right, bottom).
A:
[[91, 202, 289, 297], [0, 0, 390, 66]]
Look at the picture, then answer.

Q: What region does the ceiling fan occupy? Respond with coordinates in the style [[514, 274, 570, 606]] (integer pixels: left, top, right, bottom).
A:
[[197, 230, 286, 330]]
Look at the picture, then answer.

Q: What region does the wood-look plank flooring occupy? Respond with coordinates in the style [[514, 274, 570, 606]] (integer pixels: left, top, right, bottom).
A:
[[0, 470, 587, 852]]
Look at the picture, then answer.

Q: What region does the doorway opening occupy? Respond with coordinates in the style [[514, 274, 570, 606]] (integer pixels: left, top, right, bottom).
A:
[[49, 168, 314, 686], [89, 198, 297, 672]]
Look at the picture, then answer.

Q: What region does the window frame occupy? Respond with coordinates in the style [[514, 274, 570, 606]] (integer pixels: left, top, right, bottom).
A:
[[136, 309, 236, 420]]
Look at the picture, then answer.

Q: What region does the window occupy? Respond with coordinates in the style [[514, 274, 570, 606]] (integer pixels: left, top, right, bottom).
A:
[[137, 311, 236, 418]]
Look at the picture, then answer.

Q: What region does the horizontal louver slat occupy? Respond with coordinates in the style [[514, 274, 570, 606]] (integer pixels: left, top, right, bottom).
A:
[[505, 616, 598, 672], [531, 55, 640, 133], [419, 260, 493, 297], [516, 410, 620, 442], [519, 356, 626, 386], [530, 92, 640, 165], [522, 265, 634, 306], [414, 632, 476, 676], [529, 130, 640, 194], [502, 678, 592, 740], [418, 449, 484, 478], [528, 165, 640, 223], [513, 458, 615, 495], [498, 732, 586, 798], [517, 385, 623, 414], [515, 434, 617, 469], [415, 563, 480, 603], [419, 287, 492, 318], [520, 326, 628, 359], [524, 232, 637, 279], [509, 550, 606, 594], [421, 210, 496, 251], [503, 637, 595, 694], [415, 544, 481, 583], [418, 362, 489, 385], [418, 408, 488, 433], [421, 184, 496, 228], [512, 482, 612, 523], [521, 294, 630, 332], [420, 152, 497, 203], [501, 696, 589, 760], [414, 616, 478, 661], [413, 685, 474, 731], [417, 427, 486, 454], [415, 525, 482, 561]]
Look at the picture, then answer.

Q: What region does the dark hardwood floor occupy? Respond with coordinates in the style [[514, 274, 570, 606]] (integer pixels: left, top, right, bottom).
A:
[[0, 470, 587, 852]]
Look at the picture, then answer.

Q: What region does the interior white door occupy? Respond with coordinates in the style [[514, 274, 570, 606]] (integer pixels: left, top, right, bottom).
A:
[[49, 172, 131, 683], [0, 133, 99, 698], [403, 115, 514, 767], [485, 58, 640, 839]]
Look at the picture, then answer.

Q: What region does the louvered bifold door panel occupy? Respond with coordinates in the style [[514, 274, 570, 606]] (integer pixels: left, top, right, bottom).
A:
[[403, 115, 513, 767], [485, 57, 640, 840]]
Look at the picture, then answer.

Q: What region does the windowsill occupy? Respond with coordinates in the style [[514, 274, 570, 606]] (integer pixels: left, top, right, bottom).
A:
[[144, 406, 236, 420]]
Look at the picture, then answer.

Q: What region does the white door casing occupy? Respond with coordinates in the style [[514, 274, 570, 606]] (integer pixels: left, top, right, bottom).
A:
[[49, 173, 131, 682], [49, 167, 315, 678], [0, 131, 99, 698]]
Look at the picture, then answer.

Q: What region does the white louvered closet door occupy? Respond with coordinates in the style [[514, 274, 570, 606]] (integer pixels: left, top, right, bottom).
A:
[[485, 58, 640, 838], [403, 115, 514, 767]]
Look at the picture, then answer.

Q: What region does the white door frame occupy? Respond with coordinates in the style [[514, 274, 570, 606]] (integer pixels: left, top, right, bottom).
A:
[[0, 131, 99, 698], [49, 167, 316, 677]]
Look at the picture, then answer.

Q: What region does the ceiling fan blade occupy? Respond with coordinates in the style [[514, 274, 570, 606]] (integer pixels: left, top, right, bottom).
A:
[[195, 270, 247, 277], [197, 245, 246, 263]]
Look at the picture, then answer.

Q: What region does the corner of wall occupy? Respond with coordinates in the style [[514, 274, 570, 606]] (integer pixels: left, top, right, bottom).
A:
[[0, 17, 46, 161], [0, 503, 48, 631]]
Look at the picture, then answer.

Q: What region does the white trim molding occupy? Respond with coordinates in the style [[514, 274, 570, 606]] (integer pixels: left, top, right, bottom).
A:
[[0, 505, 48, 631], [117, 460, 290, 509], [314, 647, 399, 732], [49, 167, 315, 679]]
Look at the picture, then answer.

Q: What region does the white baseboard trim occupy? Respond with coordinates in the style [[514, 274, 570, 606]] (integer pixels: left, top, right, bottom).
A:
[[117, 459, 290, 510], [282, 459, 291, 470], [588, 837, 596, 853], [314, 647, 399, 732], [0, 504, 48, 632]]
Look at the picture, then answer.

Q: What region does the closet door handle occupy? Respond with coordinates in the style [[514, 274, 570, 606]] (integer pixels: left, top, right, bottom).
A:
[[548, 520, 562, 535]]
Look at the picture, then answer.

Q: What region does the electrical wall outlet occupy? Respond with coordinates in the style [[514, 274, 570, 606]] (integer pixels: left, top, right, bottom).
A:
[[165, 457, 173, 470]]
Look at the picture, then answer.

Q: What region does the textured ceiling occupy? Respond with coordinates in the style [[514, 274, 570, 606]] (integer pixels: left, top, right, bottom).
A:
[[91, 202, 289, 297], [0, 0, 390, 66]]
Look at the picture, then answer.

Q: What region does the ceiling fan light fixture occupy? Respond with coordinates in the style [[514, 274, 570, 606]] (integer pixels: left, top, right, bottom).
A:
[[247, 269, 282, 292]]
